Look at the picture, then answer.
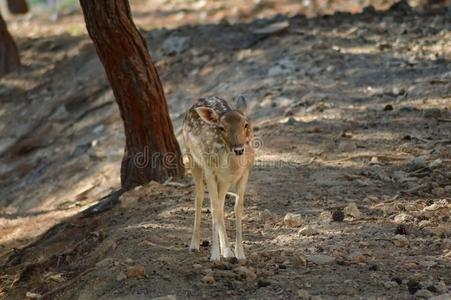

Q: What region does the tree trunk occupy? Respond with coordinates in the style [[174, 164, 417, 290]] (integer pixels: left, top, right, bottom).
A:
[[6, 0, 29, 14], [79, 0, 184, 189], [0, 13, 20, 77]]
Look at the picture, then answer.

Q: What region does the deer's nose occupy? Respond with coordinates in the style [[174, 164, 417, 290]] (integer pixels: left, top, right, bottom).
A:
[[233, 146, 244, 156]]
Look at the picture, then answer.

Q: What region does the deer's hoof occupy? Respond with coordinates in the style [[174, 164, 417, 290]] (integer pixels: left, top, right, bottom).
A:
[[223, 248, 235, 258], [189, 242, 200, 253], [235, 247, 246, 261], [210, 249, 220, 261]]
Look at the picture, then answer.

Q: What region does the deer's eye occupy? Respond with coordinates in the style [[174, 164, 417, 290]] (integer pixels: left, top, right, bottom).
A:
[[218, 126, 225, 132]]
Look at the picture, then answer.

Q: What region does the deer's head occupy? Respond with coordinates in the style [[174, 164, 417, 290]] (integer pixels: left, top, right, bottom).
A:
[[195, 96, 251, 156]]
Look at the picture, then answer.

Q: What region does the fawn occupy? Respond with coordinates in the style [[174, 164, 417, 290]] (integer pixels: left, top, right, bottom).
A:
[[182, 96, 254, 261]]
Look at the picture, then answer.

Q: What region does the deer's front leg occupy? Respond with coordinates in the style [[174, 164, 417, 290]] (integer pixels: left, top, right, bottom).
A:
[[205, 172, 220, 261], [235, 170, 249, 261], [217, 181, 234, 258], [189, 163, 204, 252]]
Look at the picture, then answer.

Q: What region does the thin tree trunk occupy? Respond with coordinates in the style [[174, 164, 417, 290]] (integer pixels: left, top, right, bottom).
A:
[[0, 13, 20, 77], [79, 0, 184, 189]]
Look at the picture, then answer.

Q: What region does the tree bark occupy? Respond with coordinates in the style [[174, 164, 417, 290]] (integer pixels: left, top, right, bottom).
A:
[[0, 13, 20, 77], [6, 0, 29, 14], [79, 0, 184, 189]]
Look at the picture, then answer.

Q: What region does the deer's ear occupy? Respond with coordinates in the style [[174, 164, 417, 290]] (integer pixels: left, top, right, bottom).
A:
[[235, 95, 248, 113], [195, 107, 219, 124]]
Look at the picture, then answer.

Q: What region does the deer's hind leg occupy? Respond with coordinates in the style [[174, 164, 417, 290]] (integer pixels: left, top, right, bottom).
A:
[[189, 162, 204, 252]]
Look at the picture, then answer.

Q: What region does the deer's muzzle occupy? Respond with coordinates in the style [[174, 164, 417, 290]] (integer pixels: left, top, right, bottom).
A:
[[233, 146, 244, 156]]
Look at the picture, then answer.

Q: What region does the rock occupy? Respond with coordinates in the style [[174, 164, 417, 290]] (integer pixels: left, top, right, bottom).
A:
[[384, 281, 399, 288], [291, 255, 307, 268], [297, 289, 311, 299], [326, 65, 335, 73], [349, 251, 366, 263], [332, 209, 345, 222], [383, 104, 394, 112], [395, 224, 408, 235], [363, 5, 376, 14], [267, 57, 295, 76], [389, 0, 412, 14], [116, 272, 127, 281], [428, 159, 442, 169], [392, 87, 405, 96], [408, 279, 422, 294], [392, 235, 409, 247], [127, 265, 145, 278], [258, 279, 271, 288], [46, 273, 65, 283], [432, 187, 445, 196], [338, 142, 357, 153], [393, 170, 415, 183], [344, 202, 362, 219], [317, 211, 332, 225], [286, 117, 298, 126], [418, 260, 437, 268], [431, 294, 451, 300], [423, 108, 442, 118], [161, 36, 189, 55], [125, 258, 134, 264], [201, 275, 215, 284], [423, 200, 449, 211], [26, 292, 42, 299], [432, 281, 448, 294], [50, 105, 69, 121], [96, 257, 114, 268], [307, 255, 335, 265], [298, 225, 318, 236], [234, 266, 257, 282], [259, 209, 274, 222], [192, 264, 203, 270], [150, 296, 176, 300], [283, 213, 304, 227], [408, 156, 427, 172], [415, 289, 434, 299], [252, 21, 290, 34], [369, 156, 382, 165], [93, 125, 104, 134], [394, 212, 414, 224]]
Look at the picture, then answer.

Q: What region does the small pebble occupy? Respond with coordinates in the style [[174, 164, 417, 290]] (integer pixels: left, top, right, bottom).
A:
[[414, 289, 434, 299], [257, 279, 271, 288], [391, 277, 402, 285], [127, 265, 145, 278], [283, 213, 304, 227], [383, 104, 394, 111], [395, 224, 409, 235], [408, 279, 421, 294], [369, 264, 378, 271], [201, 275, 215, 284], [344, 202, 362, 219], [332, 209, 345, 222]]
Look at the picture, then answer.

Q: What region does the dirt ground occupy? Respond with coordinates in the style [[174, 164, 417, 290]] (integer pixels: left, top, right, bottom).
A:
[[0, 1, 450, 299]]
